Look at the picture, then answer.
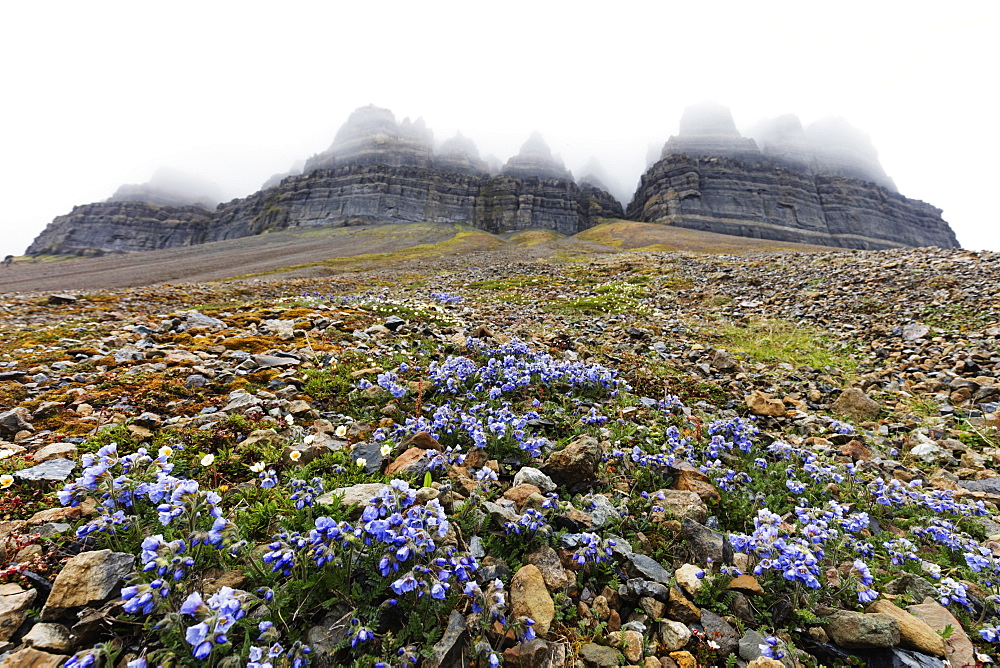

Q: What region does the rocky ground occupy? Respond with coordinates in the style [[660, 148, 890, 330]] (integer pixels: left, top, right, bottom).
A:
[[0, 242, 999, 667]]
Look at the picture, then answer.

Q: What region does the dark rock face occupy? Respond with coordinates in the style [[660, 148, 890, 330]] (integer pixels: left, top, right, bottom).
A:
[[26, 103, 954, 256], [26, 201, 215, 256], [218, 166, 619, 238], [630, 103, 957, 249], [627, 154, 958, 250], [108, 167, 223, 208], [29, 106, 622, 257]]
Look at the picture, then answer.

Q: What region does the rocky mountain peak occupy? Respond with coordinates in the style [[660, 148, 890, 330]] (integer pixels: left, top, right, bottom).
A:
[[748, 113, 815, 171], [435, 132, 489, 176], [501, 132, 571, 179], [304, 104, 435, 172], [749, 114, 897, 192], [108, 168, 221, 209], [577, 157, 613, 192], [804, 117, 896, 191], [662, 102, 762, 160]]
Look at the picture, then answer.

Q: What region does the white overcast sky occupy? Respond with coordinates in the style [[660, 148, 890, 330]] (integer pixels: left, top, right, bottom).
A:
[[2, 1, 998, 258]]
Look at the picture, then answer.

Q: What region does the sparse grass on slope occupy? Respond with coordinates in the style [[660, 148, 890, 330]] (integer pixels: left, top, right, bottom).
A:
[[705, 316, 859, 372], [227, 224, 503, 279], [576, 219, 834, 254]]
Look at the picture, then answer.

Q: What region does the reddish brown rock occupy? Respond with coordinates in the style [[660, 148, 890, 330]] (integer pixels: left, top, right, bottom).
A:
[[0, 647, 64, 667], [727, 574, 765, 595], [399, 431, 443, 452], [673, 462, 721, 503], [840, 440, 873, 461], [385, 447, 429, 476], [866, 599, 944, 657], [504, 484, 543, 509]]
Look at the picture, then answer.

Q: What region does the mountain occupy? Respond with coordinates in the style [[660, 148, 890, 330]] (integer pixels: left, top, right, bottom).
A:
[[627, 102, 958, 250], [26, 106, 622, 256], [25, 103, 957, 256]]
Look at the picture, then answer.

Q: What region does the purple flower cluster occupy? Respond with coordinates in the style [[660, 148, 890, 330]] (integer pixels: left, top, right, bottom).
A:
[[429, 291, 463, 304], [731, 502, 871, 594], [504, 508, 549, 535], [358, 370, 409, 398], [429, 338, 627, 399], [562, 532, 616, 565], [247, 641, 311, 668], [376, 400, 545, 458], [853, 559, 878, 604], [759, 636, 786, 660], [871, 477, 988, 516], [288, 477, 325, 509], [178, 586, 247, 660], [912, 518, 1000, 588], [706, 416, 759, 453], [828, 419, 856, 435], [610, 425, 692, 471], [937, 577, 973, 611]]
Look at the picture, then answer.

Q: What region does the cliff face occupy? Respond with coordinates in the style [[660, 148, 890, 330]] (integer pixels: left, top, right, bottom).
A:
[[26, 202, 215, 256], [629, 103, 958, 250], [627, 154, 958, 250], [214, 165, 619, 239], [28, 106, 622, 256], [26, 103, 958, 257]]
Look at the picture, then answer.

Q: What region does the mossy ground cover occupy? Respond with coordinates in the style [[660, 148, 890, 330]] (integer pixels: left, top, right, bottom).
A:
[[704, 316, 860, 373]]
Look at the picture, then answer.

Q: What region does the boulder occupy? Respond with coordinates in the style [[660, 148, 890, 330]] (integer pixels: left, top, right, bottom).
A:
[[906, 600, 976, 668], [526, 546, 575, 591], [0, 585, 37, 641], [425, 610, 467, 668], [542, 435, 602, 486], [579, 643, 621, 668], [14, 459, 76, 483], [866, 599, 945, 656], [659, 620, 692, 651], [746, 391, 786, 417], [23, 622, 73, 653], [0, 647, 65, 667], [831, 388, 881, 421], [824, 610, 900, 649], [41, 549, 135, 619], [509, 565, 555, 636]]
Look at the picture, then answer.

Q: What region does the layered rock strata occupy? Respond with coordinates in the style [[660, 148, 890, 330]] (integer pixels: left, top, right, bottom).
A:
[[26, 202, 215, 256], [28, 106, 622, 256], [214, 166, 619, 238], [627, 155, 957, 250], [629, 103, 958, 249]]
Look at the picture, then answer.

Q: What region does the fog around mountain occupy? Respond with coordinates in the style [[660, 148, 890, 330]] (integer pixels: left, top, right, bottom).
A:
[[2, 2, 997, 257]]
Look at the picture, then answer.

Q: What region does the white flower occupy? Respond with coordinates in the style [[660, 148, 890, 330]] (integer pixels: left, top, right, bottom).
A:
[[303, 434, 315, 445], [356, 457, 367, 468], [285, 414, 295, 425], [380, 443, 392, 457], [200, 454, 215, 467], [249, 461, 266, 473], [335, 425, 348, 438], [0, 449, 16, 461], [289, 450, 302, 462], [158, 445, 173, 459], [0, 474, 14, 488]]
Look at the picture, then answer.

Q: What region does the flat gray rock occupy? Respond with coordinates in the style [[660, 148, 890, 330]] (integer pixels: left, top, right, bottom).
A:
[[15, 458, 76, 483]]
